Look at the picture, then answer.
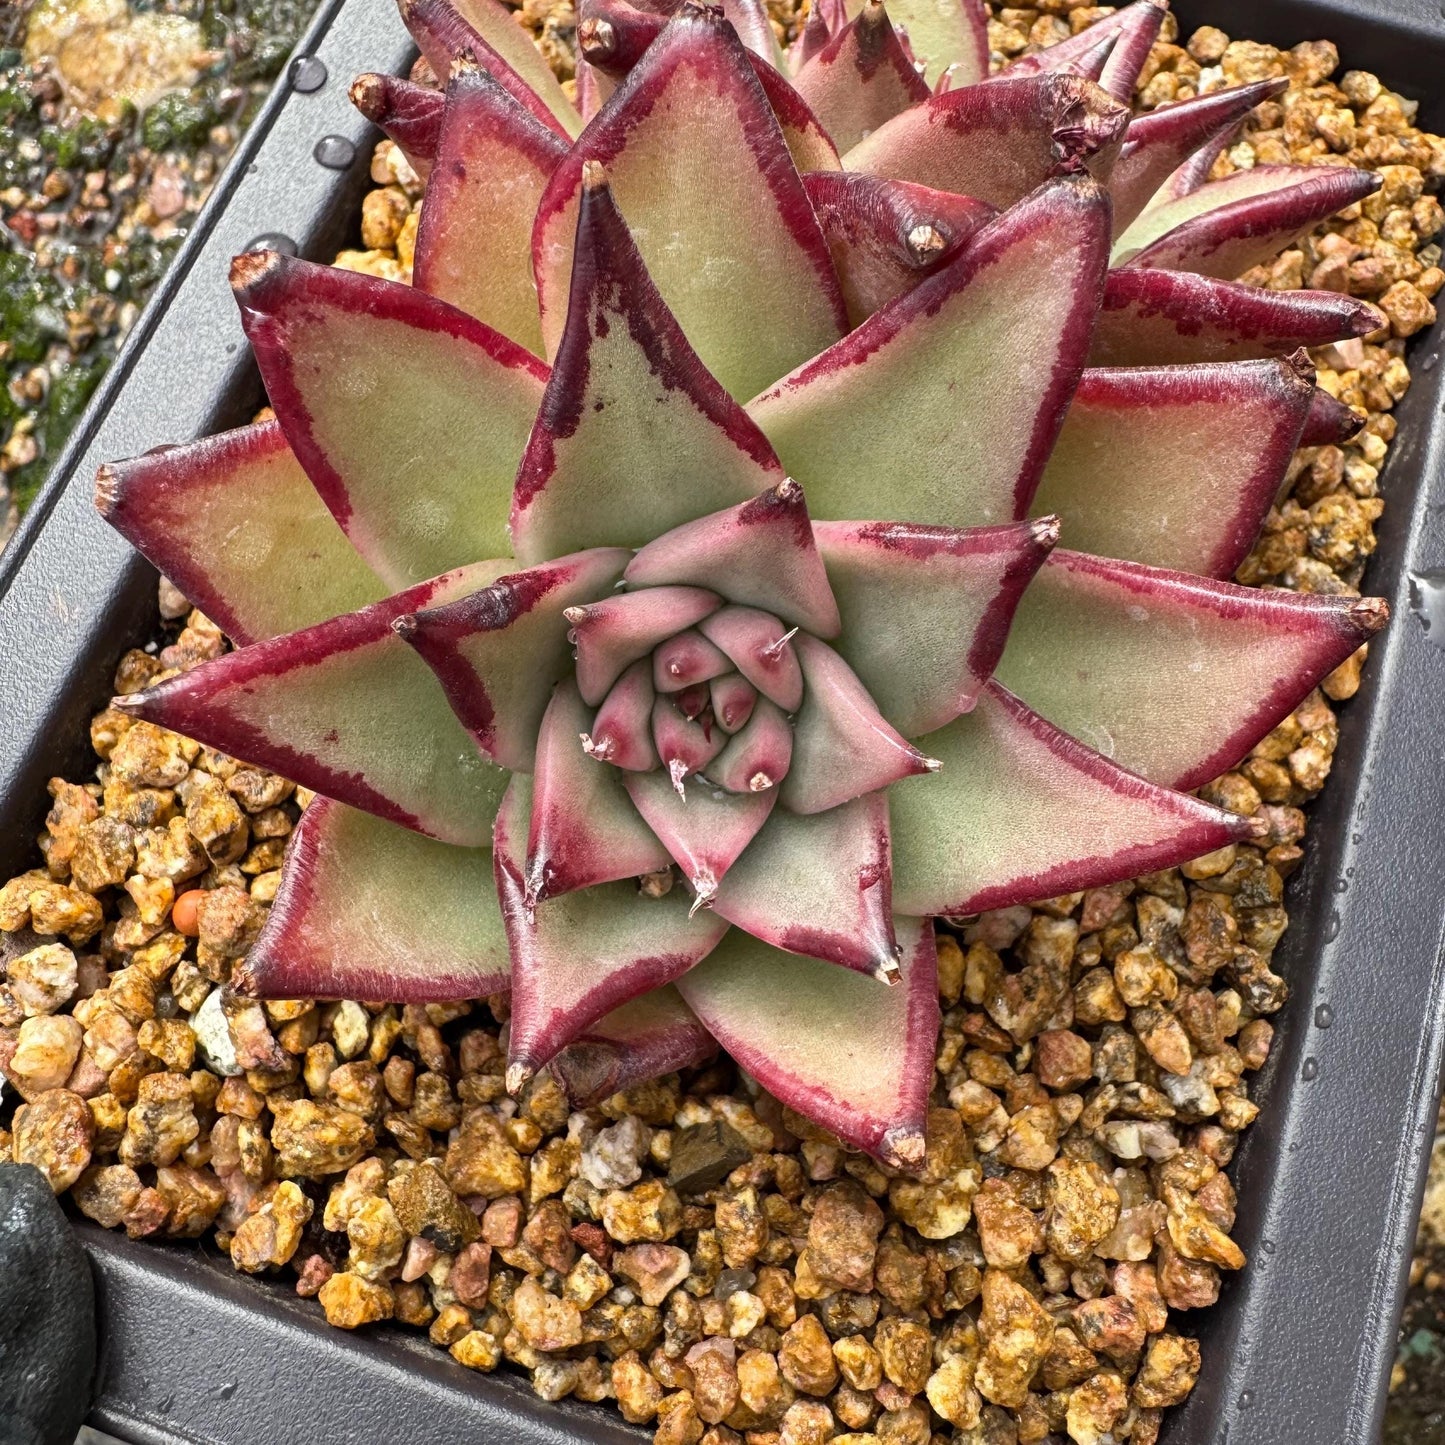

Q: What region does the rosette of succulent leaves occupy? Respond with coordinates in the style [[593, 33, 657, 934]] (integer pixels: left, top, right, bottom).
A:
[[98, 0, 1389, 1167]]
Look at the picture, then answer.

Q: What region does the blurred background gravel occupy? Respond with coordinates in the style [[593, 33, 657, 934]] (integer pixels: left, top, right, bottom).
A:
[[0, 0, 317, 543]]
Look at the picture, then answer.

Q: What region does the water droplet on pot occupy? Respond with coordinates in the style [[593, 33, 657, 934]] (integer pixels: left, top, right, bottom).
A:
[[1260, 1238, 1276, 1254], [289, 55, 328, 92], [1315, 1002, 1334, 1028], [1301, 1056, 1319, 1081], [1409, 569, 1445, 649], [1325, 909, 1341, 942], [1239, 1389, 1255, 1409], [244, 232, 297, 256], [313, 134, 357, 170]]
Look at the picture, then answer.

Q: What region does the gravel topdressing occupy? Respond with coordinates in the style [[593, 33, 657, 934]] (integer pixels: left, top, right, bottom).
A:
[[3, 5, 1445, 1445]]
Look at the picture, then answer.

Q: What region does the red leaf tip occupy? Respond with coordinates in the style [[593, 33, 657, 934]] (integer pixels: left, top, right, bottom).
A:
[[506, 1060, 535, 1096], [1031, 514, 1062, 550], [879, 1124, 926, 1173], [230, 248, 282, 295], [581, 158, 609, 192], [1284, 346, 1315, 385], [905, 223, 947, 264], [93, 464, 119, 515], [578, 15, 616, 59], [1350, 595, 1390, 636], [348, 73, 386, 119]]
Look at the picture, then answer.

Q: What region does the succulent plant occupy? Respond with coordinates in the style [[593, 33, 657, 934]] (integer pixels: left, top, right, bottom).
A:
[[96, 0, 1390, 1167]]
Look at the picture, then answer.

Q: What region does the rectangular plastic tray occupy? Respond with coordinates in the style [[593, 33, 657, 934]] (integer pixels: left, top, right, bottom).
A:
[[2, 1, 1444, 1439]]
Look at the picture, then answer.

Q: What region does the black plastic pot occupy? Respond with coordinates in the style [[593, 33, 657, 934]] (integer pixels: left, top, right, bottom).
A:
[[2, 0, 1444, 1440]]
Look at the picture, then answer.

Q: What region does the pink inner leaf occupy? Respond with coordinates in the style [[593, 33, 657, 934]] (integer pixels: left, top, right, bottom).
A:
[[699, 605, 805, 711], [496, 775, 728, 1081], [626, 479, 842, 637], [526, 680, 672, 906], [781, 634, 937, 815], [624, 769, 777, 906], [570, 586, 724, 706], [398, 548, 631, 772]]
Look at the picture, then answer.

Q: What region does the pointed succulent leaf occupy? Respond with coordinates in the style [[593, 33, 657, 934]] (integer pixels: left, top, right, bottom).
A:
[[747, 51, 843, 173], [114, 563, 512, 846], [513, 167, 783, 565], [584, 659, 660, 769], [532, 7, 847, 402], [400, 0, 583, 137], [814, 518, 1055, 736], [994, 551, 1389, 791], [626, 480, 841, 637], [577, 0, 669, 75], [677, 914, 938, 1167], [95, 421, 387, 646], [707, 697, 793, 793], [526, 680, 672, 906], [804, 171, 995, 325], [1091, 268, 1386, 366], [625, 769, 777, 905], [1032, 357, 1315, 578], [1114, 165, 1382, 277], [349, 73, 444, 177], [1108, 80, 1288, 235], [569, 586, 724, 705], [1007, 0, 1162, 95], [411, 62, 567, 356], [844, 73, 1130, 209], [399, 548, 631, 770], [699, 605, 805, 712], [889, 681, 1265, 916], [549, 987, 717, 1105], [792, 0, 831, 70], [712, 791, 897, 977], [719, 0, 786, 66], [782, 634, 937, 814], [855, 0, 987, 87], [1092, 0, 1166, 99], [232, 251, 547, 590], [749, 174, 1110, 530], [708, 797, 890, 988], [653, 697, 727, 791], [581, 1, 839, 170], [237, 798, 509, 1001], [711, 674, 759, 734], [653, 630, 733, 693], [575, 56, 615, 121], [1051, 32, 1118, 85], [496, 776, 728, 1079], [1301, 386, 1365, 446], [792, 0, 929, 155]]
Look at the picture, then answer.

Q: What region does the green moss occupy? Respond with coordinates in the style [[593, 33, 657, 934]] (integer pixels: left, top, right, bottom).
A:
[[141, 91, 213, 151]]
